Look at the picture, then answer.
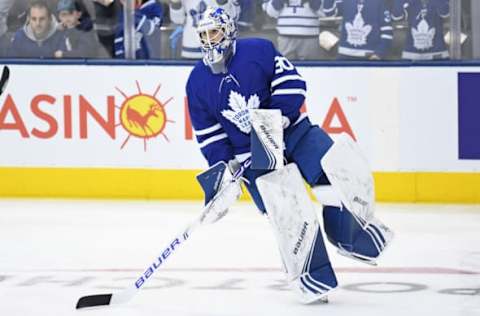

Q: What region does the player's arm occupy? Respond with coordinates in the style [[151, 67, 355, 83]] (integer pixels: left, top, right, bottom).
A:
[[139, 1, 163, 34], [260, 41, 306, 129], [186, 75, 235, 167], [187, 72, 243, 220]]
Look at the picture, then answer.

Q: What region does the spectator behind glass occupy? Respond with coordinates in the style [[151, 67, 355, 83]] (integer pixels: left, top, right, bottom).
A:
[[6, 0, 59, 31], [168, 0, 240, 59], [0, 0, 13, 36], [0, 0, 14, 57], [56, 0, 107, 58], [323, 0, 393, 60], [93, 0, 122, 57], [237, 0, 255, 33], [392, 0, 449, 60], [114, 0, 163, 59], [6, 0, 32, 35], [8, 0, 67, 58], [262, 0, 325, 60]]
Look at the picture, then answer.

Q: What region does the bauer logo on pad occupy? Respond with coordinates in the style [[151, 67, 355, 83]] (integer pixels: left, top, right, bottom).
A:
[[250, 109, 284, 170], [458, 73, 480, 160]]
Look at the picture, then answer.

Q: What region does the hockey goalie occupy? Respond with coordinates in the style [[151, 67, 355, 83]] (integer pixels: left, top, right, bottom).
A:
[[187, 7, 394, 304]]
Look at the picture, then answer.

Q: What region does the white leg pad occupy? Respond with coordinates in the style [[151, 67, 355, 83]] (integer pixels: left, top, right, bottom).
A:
[[256, 163, 336, 303], [311, 185, 342, 208], [321, 133, 375, 224]]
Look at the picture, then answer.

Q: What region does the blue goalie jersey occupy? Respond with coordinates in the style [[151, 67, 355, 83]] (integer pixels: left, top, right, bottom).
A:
[[392, 0, 449, 60], [186, 38, 307, 166]]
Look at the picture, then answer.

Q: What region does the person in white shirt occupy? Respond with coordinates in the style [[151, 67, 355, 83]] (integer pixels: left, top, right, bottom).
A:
[[263, 0, 325, 60]]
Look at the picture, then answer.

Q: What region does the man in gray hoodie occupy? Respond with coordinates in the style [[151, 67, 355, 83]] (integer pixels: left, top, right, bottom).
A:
[[8, 0, 67, 58]]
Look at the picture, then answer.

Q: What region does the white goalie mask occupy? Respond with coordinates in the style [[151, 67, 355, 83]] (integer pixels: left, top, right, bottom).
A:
[[197, 7, 237, 73]]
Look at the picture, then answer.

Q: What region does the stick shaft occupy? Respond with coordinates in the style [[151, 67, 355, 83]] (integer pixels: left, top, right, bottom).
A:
[[76, 221, 197, 309], [120, 163, 247, 293], [76, 163, 248, 309]]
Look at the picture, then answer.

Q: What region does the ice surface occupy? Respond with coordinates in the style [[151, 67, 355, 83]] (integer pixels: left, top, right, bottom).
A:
[[0, 200, 479, 316]]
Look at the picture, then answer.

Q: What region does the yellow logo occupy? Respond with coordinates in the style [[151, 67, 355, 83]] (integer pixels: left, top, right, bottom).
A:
[[116, 81, 173, 151]]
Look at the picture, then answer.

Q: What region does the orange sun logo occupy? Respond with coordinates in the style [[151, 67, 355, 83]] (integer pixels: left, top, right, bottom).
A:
[[115, 81, 174, 151]]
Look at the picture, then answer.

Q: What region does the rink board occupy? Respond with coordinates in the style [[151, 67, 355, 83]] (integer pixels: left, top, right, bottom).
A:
[[0, 64, 479, 202], [0, 168, 480, 203]]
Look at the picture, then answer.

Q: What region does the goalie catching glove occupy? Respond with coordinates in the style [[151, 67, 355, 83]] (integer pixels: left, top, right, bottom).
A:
[[196, 159, 246, 225]]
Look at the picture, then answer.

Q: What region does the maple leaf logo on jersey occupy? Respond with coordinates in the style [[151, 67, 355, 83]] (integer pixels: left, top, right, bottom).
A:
[[412, 18, 435, 50], [345, 11, 372, 47], [221, 91, 260, 134]]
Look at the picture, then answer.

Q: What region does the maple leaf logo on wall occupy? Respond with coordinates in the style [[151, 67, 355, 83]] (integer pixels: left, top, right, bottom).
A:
[[221, 91, 260, 134]]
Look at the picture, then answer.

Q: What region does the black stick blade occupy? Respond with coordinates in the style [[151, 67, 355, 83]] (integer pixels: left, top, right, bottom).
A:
[[0, 66, 9, 95], [76, 294, 112, 309]]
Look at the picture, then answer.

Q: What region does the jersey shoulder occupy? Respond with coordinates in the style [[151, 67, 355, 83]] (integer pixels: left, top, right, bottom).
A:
[[234, 38, 278, 69]]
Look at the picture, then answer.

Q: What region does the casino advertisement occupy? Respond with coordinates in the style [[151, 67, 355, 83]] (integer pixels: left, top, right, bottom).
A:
[[0, 64, 480, 172]]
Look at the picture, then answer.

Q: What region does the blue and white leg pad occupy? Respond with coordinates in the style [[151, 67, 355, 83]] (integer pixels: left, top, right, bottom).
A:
[[320, 133, 376, 222], [296, 226, 338, 301], [250, 109, 284, 170], [315, 133, 394, 264], [256, 163, 337, 303], [322, 205, 394, 265]]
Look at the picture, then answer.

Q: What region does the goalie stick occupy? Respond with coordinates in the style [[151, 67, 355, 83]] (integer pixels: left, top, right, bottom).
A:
[[75, 161, 249, 309], [0, 66, 9, 96]]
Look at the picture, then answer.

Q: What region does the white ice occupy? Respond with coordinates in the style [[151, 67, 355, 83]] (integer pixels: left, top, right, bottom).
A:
[[0, 199, 479, 316]]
